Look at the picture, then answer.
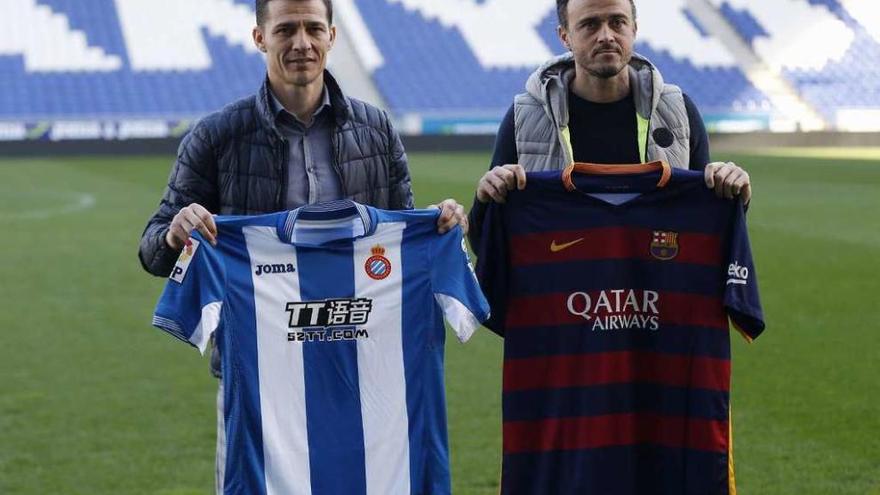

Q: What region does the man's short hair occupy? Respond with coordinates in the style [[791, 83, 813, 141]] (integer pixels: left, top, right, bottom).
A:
[[556, 0, 636, 29], [256, 0, 334, 26]]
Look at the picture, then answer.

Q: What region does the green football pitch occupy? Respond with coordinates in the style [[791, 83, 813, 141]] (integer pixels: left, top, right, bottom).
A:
[[0, 149, 878, 494]]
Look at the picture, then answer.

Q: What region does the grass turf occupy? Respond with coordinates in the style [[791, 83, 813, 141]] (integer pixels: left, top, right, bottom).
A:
[[0, 150, 877, 494]]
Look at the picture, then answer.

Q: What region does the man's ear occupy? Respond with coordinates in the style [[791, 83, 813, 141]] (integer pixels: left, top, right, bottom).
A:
[[253, 26, 267, 52], [328, 25, 337, 51], [557, 25, 571, 51]]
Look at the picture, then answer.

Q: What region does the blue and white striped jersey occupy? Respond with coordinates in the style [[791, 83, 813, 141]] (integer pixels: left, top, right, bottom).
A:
[[152, 200, 490, 495]]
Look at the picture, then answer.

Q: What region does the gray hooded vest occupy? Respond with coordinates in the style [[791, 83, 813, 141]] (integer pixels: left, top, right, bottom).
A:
[[514, 52, 691, 171]]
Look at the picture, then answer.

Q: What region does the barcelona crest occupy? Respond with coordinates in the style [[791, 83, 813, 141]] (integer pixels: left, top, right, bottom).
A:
[[365, 245, 392, 280], [650, 230, 679, 260]]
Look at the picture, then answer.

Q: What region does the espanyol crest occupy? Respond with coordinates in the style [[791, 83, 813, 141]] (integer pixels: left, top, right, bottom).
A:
[[650, 230, 679, 260], [365, 245, 392, 280]]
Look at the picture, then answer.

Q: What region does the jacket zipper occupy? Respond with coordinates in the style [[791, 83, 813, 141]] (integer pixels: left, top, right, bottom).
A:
[[277, 134, 289, 210]]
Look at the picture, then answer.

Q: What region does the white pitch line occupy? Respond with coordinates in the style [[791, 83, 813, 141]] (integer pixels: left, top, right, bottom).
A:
[[0, 193, 97, 220]]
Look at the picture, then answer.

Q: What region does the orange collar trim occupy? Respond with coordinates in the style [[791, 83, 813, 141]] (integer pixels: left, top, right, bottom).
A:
[[562, 161, 671, 192]]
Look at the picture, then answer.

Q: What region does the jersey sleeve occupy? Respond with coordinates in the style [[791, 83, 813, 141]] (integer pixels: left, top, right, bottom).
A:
[[474, 201, 509, 337], [151, 233, 226, 354], [724, 200, 765, 341], [430, 225, 490, 343]]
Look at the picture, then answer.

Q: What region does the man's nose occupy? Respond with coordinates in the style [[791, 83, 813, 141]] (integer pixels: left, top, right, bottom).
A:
[[596, 22, 615, 43], [292, 28, 311, 51]]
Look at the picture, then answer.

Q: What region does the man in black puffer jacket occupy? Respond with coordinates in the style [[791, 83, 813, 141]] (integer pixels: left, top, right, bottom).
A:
[[138, 1, 465, 491], [138, 69, 447, 277], [140, 0, 466, 279]]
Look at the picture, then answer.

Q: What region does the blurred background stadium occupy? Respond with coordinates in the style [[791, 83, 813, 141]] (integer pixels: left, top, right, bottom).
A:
[[0, 0, 878, 493]]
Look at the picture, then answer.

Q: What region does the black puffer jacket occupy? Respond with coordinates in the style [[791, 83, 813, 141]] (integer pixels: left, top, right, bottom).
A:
[[139, 71, 414, 277]]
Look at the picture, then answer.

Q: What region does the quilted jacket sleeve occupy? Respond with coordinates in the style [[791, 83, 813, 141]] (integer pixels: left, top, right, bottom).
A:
[[385, 114, 414, 210], [138, 123, 220, 277]]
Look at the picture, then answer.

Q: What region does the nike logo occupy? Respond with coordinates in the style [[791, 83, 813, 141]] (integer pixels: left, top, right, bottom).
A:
[[550, 238, 584, 252]]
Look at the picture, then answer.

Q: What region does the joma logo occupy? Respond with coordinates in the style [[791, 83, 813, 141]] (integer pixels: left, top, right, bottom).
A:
[[254, 263, 296, 276]]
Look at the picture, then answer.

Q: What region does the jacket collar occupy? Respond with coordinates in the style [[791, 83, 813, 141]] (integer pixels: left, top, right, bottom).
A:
[[268, 85, 332, 123], [256, 69, 352, 137]]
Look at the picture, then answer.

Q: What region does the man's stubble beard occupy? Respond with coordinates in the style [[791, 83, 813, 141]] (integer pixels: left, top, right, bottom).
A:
[[587, 65, 624, 79], [574, 48, 629, 80], [583, 55, 629, 80]]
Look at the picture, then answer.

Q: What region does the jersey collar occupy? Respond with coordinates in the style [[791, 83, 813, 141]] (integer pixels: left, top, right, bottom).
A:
[[278, 200, 377, 246], [562, 160, 672, 192]]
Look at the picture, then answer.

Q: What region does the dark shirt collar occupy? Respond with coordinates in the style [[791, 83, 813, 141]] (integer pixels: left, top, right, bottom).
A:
[[269, 85, 331, 127]]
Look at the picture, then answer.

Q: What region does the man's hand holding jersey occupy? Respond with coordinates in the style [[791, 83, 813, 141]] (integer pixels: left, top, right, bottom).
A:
[[166, 203, 218, 250], [430, 198, 468, 235], [476, 164, 527, 204], [704, 162, 752, 205]]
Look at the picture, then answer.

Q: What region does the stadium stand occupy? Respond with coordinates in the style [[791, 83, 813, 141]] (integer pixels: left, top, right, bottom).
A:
[[356, 0, 773, 128], [0, 0, 263, 121], [712, 0, 880, 129], [0, 0, 877, 139]]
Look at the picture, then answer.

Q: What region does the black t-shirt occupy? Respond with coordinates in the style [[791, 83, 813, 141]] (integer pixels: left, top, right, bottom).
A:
[[489, 91, 710, 170]]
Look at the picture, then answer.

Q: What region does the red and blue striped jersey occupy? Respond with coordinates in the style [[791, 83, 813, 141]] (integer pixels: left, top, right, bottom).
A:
[[475, 163, 765, 495]]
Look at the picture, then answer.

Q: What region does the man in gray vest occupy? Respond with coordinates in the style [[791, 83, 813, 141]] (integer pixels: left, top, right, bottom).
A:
[[138, 0, 465, 492], [470, 0, 751, 235]]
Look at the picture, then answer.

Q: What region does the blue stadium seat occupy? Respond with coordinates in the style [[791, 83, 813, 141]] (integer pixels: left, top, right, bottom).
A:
[[717, 0, 880, 123], [356, 0, 773, 121]]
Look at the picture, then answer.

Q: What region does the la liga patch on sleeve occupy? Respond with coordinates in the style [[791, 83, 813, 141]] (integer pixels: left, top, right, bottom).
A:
[[170, 238, 200, 283]]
